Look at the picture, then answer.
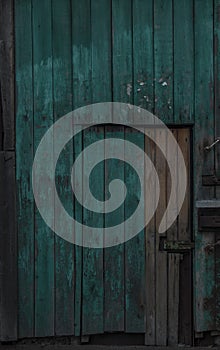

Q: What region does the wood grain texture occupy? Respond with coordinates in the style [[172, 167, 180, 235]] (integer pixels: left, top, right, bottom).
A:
[[0, 0, 17, 342], [154, 0, 173, 124], [0, 0, 15, 150], [52, 0, 75, 336], [0, 152, 17, 341], [173, 0, 194, 123], [145, 129, 156, 345], [194, 0, 216, 334], [71, 0, 92, 336], [15, 0, 34, 339], [155, 128, 167, 346], [125, 128, 145, 333], [82, 127, 104, 335], [32, 0, 55, 337], [104, 126, 125, 332]]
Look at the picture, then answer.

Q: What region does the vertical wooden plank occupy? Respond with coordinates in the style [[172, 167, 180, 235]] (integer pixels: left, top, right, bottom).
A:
[[52, 0, 75, 336], [125, 0, 153, 335], [72, 0, 91, 336], [173, 0, 193, 342], [104, 126, 125, 332], [133, 0, 154, 112], [145, 129, 156, 345], [124, 127, 145, 333], [168, 253, 180, 345], [155, 128, 168, 346], [91, 0, 111, 104], [214, 0, 220, 183], [194, 0, 215, 333], [0, 0, 15, 150], [81, 0, 111, 335], [154, 3, 174, 340], [0, 152, 17, 340], [154, 0, 173, 124], [173, 0, 194, 123], [215, 0, 220, 331], [15, 0, 34, 339], [177, 129, 192, 345], [33, 0, 54, 337], [112, 0, 133, 105], [111, 0, 133, 331], [82, 126, 104, 335], [166, 129, 179, 345], [0, 0, 16, 341]]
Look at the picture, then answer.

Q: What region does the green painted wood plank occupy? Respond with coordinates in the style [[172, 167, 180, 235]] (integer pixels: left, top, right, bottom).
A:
[[194, 0, 215, 333], [214, 0, 220, 182], [108, 0, 134, 332], [112, 0, 133, 106], [32, 0, 55, 337], [124, 127, 145, 333], [15, 0, 34, 338], [145, 129, 156, 345], [214, 0, 220, 330], [52, 0, 75, 336], [154, 0, 173, 123], [82, 126, 104, 335], [91, 0, 112, 104], [104, 126, 125, 332], [173, 0, 194, 123], [133, 0, 154, 112], [72, 0, 92, 336], [154, 0, 173, 345], [125, 0, 153, 334], [91, 0, 111, 334]]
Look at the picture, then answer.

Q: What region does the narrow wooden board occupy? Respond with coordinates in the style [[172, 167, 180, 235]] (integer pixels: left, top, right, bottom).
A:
[[33, 0, 55, 337], [0, 152, 17, 341], [0, 0, 14, 150], [177, 129, 192, 346], [154, 0, 173, 124], [168, 253, 180, 345], [173, 0, 194, 123], [155, 128, 168, 346], [214, 0, 220, 200], [15, 0, 34, 339], [52, 0, 75, 336], [133, 0, 154, 112], [125, 127, 145, 333], [194, 0, 216, 333], [71, 0, 92, 336], [104, 126, 125, 332], [166, 130, 180, 345], [145, 129, 156, 345], [82, 127, 104, 335]]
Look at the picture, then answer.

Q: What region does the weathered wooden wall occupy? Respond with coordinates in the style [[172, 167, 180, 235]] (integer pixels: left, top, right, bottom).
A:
[[13, 0, 220, 347], [0, 0, 17, 342]]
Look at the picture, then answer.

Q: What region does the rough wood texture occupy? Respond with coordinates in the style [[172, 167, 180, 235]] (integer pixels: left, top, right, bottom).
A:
[[15, 0, 34, 338], [0, 0, 15, 150], [0, 152, 17, 341], [52, 0, 75, 336], [0, 0, 17, 342], [194, 0, 216, 335], [32, 0, 55, 337]]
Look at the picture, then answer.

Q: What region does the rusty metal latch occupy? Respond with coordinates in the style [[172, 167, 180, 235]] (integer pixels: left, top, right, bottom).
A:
[[160, 239, 194, 253], [204, 138, 220, 151]]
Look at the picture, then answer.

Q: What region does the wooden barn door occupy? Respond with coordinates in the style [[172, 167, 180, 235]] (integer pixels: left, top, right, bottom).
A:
[[15, 0, 193, 346]]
